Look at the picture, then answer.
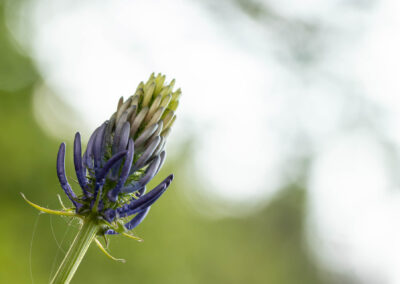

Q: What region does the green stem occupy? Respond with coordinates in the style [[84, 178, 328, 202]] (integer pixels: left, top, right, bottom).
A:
[[50, 215, 99, 284]]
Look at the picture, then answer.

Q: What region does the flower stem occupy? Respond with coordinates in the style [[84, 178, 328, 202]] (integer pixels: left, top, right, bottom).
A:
[[50, 215, 99, 284]]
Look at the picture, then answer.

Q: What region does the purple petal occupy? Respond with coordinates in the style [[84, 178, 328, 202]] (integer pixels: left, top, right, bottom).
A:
[[73, 132, 90, 196], [83, 127, 99, 169], [125, 207, 150, 231], [119, 186, 165, 217], [93, 122, 107, 175], [111, 122, 130, 178], [96, 150, 128, 181], [117, 122, 130, 153], [103, 208, 117, 223], [104, 229, 118, 235], [120, 155, 159, 195], [138, 155, 161, 186], [57, 143, 80, 209], [112, 112, 129, 154], [112, 121, 130, 155], [108, 139, 135, 202], [130, 136, 161, 174], [93, 150, 127, 203], [118, 174, 173, 217]]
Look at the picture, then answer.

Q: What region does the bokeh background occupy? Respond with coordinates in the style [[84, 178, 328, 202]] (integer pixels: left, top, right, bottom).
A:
[[1, 0, 400, 283]]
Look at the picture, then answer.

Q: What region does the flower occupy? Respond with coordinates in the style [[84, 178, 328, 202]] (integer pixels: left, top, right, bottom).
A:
[[23, 73, 181, 239]]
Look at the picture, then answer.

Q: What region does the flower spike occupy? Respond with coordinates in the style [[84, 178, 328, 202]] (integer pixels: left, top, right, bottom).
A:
[[23, 74, 181, 274], [50, 73, 179, 228]]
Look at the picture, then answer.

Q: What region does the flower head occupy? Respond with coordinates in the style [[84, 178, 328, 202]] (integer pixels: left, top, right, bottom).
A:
[[23, 73, 181, 239]]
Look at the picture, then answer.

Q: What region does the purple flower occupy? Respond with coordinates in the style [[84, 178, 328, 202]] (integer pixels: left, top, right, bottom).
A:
[[55, 73, 180, 234]]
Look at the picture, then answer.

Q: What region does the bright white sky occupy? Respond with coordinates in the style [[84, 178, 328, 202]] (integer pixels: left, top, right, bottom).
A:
[[6, 0, 400, 283]]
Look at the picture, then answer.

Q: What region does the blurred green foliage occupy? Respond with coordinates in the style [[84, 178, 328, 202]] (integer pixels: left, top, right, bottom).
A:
[[0, 1, 343, 283]]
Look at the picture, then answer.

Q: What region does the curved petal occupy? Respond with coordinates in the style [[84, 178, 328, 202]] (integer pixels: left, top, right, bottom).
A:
[[111, 122, 131, 178], [130, 136, 161, 174], [83, 126, 99, 170], [125, 207, 150, 231], [117, 174, 173, 217], [96, 150, 127, 181], [57, 143, 80, 209], [93, 122, 107, 175], [108, 139, 135, 202], [73, 132, 90, 196]]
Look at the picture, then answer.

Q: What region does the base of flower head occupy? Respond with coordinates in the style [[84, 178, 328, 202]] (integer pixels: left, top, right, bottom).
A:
[[21, 193, 144, 238]]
